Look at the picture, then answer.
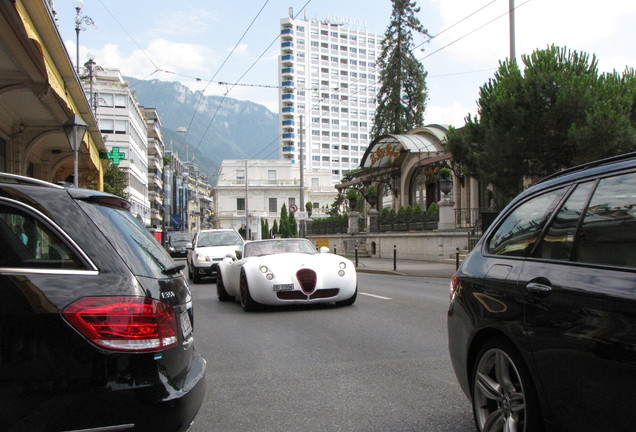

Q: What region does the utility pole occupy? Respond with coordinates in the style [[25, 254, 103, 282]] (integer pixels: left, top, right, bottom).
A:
[[244, 159, 249, 240], [509, 0, 516, 61], [299, 115, 305, 237], [299, 115, 305, 211]]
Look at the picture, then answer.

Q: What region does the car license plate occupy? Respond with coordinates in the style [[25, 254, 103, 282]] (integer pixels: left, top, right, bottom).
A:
[[273, 283, 294, 292], [180, 310, 193, 339]]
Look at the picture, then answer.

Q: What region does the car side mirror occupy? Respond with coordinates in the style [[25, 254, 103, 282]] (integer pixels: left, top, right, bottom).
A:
[[319, 246, 329, 254], [234, 250, 242, 260]]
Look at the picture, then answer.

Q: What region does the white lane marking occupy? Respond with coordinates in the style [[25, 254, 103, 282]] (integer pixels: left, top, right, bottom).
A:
[[360, 292, 392, 300]]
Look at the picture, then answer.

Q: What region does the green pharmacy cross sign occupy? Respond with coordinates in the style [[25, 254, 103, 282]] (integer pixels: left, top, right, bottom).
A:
[[107, 147, 126, 165]]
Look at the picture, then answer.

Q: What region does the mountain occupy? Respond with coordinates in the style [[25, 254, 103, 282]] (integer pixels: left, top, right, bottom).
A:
[[125, 77, 279, 179]]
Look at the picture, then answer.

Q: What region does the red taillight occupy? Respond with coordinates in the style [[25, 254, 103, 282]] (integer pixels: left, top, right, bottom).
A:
[[63, 296, 178, 352], [450, 273, 460, 300]]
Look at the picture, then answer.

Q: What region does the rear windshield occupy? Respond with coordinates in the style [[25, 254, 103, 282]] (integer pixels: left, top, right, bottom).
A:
[[79, 200, 174, 278]]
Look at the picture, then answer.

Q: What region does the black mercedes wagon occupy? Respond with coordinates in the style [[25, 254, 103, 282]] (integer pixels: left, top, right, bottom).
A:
[[448, 153, 636, 432], [0, 173, 206, 431]]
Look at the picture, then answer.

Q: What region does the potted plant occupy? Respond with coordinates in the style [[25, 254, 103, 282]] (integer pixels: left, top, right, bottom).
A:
[[346, 189, 358, 210], [438, 167, 453, 196], [305, 201, 313, 217], [366, 185, 378, 208]]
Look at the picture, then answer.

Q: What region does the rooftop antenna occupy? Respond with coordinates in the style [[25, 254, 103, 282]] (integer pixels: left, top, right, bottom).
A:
[[289, 7, 293, 18]]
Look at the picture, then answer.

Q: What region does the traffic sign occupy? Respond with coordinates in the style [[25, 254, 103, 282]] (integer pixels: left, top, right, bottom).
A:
[[289, 204, 298, 213]]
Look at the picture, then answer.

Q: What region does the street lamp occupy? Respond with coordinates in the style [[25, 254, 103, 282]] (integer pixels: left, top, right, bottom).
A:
[[73, 0, 95, 74], [63, 114, 88, 188]]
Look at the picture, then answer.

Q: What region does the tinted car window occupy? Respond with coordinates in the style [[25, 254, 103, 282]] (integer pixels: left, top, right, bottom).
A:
[[574, 172, 636, 268], [533, 182, 594, 261], [78, 200, 174, 278], [0, 203, 84, 270], [197, 231, 242, 247], [487, 187, 566, 256]]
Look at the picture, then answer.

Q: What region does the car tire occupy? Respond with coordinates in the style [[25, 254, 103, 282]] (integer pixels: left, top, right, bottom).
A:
[[239, 270, 259, 312], [192, 269, 201, 284], [336, 285, 357, 306], [471, 338, 544, 432], [187, 262, 193, 281], [216, 270, 232, 302]]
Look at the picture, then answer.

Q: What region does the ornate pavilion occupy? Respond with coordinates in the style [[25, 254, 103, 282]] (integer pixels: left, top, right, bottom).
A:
[[337, 125, 482, 228]]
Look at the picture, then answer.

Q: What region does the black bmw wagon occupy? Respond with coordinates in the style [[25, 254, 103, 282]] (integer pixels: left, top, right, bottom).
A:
[[0, 174, 205, 431], [448, 153, 636, 432]]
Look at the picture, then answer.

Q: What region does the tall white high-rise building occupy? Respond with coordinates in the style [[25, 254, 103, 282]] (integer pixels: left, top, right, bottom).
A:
[[278, 14, 380, 183]]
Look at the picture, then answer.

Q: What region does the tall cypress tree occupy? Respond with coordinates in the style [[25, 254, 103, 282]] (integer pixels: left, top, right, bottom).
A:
[[279, 203, 290, 238], [371, 0, 429, 139]]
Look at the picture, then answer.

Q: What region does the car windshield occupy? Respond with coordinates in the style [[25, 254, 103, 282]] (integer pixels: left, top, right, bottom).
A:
[[197, 231, 242, 247], [171, 232, 191, 242], [243, 239, 317, 257]]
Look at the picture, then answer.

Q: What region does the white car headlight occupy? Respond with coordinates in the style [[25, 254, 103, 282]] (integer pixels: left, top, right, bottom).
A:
[[195, 253, 210, 263], [259, 265, 274, 280]]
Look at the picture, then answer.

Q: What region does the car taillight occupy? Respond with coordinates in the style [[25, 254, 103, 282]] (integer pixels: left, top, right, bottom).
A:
[[63, 296, 178, 352], [450, 273, 460, 301]]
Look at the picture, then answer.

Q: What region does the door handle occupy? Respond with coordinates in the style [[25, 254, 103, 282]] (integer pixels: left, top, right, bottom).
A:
[[526, 281, 552, 297]]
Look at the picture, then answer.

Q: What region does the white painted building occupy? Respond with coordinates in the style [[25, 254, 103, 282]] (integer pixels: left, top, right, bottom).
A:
[[212, 159, 337, 238], [278, 14, 380, 183], [88, 68, 150, 223]]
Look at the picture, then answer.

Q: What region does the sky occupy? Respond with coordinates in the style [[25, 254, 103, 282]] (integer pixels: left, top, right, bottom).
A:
[[53, 0, 636, 128]]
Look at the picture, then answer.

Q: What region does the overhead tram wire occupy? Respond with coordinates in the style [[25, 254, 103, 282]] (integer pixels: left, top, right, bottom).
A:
[[188, 0, 313, 160], [420, 0, 532, 61], [241, 0, 510, 168], [179, 0, 272, 150]]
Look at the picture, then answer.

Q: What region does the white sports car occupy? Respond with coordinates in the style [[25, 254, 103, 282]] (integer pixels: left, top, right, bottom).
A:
[[216, 238, 357, 311]]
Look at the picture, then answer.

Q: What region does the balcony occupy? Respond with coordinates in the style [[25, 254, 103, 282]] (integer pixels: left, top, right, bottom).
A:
[[282, 133, 295, 139], [281, 67, 294, 74], [281, 28, 293, 35], [282, 106, 295, 113], [281, 41, 294, 48], [281, 80, 294, 88], [282, 120, 295, 126], [282, 146, 296, 152], [282, 93, 295, 100], [281, 54, 294, 61]]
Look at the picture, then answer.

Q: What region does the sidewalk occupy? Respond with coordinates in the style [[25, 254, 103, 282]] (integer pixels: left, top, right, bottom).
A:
[[353, 256, 457, 278]]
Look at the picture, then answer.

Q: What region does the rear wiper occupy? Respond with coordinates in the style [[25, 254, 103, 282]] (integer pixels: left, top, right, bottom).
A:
[[162, 263, 185, 275]]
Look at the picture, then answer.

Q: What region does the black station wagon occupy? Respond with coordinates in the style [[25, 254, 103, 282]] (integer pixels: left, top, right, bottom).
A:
[[448, 153, 636, 432], [0, 173, 205, 432]]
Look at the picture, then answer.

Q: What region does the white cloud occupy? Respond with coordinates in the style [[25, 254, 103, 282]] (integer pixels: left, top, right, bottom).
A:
[[426, 100, 477, 128]]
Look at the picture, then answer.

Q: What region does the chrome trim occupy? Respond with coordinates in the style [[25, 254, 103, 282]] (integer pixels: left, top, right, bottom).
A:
[[0, 173, 64, 189], [0, 197, 98, 271], [65, 424, 134, 432], [0, 268, 99, 276]]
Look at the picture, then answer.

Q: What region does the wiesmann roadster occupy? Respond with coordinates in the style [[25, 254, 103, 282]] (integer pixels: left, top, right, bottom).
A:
[[216, 238, 357, 311]]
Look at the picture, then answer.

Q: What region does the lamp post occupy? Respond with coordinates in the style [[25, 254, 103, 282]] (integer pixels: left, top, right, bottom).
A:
[[73, 0, 94, 74], [63, 114, 88, 188]]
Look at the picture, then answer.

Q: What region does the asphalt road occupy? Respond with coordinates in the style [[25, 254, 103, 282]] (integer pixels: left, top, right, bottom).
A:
[[187, 270, 474, 432]]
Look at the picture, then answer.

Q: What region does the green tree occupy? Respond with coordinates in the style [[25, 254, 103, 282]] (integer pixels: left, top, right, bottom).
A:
[[272, 220, 279, 237], [289, 210, 298, 238], [447, 45, 636, 199], [103, 162, 129, 199], [279, 203, 290, 238], [371, 0, 429, 139]]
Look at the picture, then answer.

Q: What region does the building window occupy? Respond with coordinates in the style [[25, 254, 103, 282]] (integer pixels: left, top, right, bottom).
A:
[[237, 198, 245, 211], [114, 94, 127, 108], [236, 169, 245, 180], [99, 119, 114, 134], [268, 170, 277, 183], [269, 198, 277, 213]]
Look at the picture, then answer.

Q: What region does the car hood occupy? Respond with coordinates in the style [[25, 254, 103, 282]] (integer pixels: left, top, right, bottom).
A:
[[249, 252, 351, 269], [196, 245, 241, 259]]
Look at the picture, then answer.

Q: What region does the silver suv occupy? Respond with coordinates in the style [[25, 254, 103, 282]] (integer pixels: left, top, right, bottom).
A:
[[186, 229, 244, 283]]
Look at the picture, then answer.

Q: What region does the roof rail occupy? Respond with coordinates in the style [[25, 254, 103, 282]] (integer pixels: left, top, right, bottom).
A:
[[537, 151, 636, 184], [0, 173, 64, 189]]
